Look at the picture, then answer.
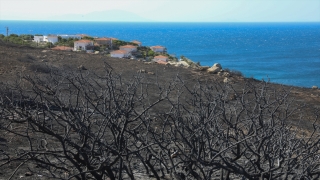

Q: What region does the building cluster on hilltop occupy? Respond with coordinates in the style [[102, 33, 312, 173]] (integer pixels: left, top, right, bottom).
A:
[[32, 34, 169, 63]]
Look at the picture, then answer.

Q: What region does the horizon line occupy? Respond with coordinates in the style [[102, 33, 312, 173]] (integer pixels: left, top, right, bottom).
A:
[[1, 20, 320, 23]]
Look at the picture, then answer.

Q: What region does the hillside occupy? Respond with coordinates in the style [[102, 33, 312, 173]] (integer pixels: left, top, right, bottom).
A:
[[0, 41, 320, 179]]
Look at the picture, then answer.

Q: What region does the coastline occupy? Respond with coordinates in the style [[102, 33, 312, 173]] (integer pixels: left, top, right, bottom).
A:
[[0, 21, 319, 87]]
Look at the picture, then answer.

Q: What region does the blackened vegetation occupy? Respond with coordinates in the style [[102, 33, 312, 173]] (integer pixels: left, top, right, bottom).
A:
[[29, 63, 59, 74], [17, 54, 36, 63], [0, 63, 319, 180]]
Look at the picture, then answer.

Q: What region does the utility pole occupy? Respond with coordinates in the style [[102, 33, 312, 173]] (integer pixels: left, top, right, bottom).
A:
[[5, 27, 9, 37]]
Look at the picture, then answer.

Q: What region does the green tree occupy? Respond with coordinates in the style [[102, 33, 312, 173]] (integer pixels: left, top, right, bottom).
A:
[[46, 42, 53, 48], [20, 34, 33, 40], [9, 34, 19, 37], [147, 50, 155, 57]]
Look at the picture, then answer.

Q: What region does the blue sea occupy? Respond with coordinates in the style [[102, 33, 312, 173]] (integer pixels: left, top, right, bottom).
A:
[[1, 21, 319, 88]]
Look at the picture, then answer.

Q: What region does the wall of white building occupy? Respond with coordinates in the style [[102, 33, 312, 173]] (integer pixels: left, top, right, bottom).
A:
[[33, 36, 44, 42], [74, 41, 94, 51], [111, 53, 125, 58], [46, 36, 58, 44], [33, 35, 58, 44]]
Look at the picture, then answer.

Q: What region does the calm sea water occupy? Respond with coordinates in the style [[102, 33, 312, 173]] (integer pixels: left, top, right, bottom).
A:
[[1, 21, 319, 88]]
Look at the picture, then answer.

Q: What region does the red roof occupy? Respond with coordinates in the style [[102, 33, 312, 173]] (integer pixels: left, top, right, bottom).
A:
[[154, 55, 168, 59]]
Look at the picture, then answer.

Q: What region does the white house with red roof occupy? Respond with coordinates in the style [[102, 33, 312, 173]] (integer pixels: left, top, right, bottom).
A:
[[110, 50, 129, 58], [119, 45, 137, 53], [74, 40, 94, 51], [150, 45, 166, 53], [131, 40, 142, 47], [154, 55, 168, 62]]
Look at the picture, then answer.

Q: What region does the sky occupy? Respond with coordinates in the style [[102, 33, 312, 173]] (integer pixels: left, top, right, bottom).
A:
[[0, 0, 319, 22]]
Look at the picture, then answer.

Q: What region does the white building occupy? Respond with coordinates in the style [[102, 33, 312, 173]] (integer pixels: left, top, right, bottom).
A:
[[110, 50, 129, 58], [33, 36, 44, 42], [119, 45, 137, 53], [74, 40, 94, 51], [150, 45, 166, 53], [45, 35, 58, 44], [33, 35, 58, 44]]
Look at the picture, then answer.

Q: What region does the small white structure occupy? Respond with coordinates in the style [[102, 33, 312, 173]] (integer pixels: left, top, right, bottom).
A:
[[154, 55, 168, 62], [110, 50, 129, 58], [45, 35, 58, 44], [119, 45, 137, 53], [131, 40, 142, 47], [74, 40, 94, 51], [33, 35, 58, 44], [150, 45, 166, 53], [33, 36, 44, 42]]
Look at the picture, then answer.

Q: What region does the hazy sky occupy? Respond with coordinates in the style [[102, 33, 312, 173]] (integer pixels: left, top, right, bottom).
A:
[[1, 0, 319, 22]]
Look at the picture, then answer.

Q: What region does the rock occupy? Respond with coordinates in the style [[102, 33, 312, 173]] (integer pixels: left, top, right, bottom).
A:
[[147, 71, 155, 75], [198, 66, 210, 71], [207, 66, 221, 74], [312, 86, 318, 89], [176, 61, 190, 67], [223, 72, 230, 77], [213, 63, 222, 69], [223, 77, 230, 83]]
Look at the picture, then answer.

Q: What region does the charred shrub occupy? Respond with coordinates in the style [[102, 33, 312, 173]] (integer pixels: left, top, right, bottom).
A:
[[29, 63, 58, 73], [17, 54, 35, 63], [224, 68, 244, 77]]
